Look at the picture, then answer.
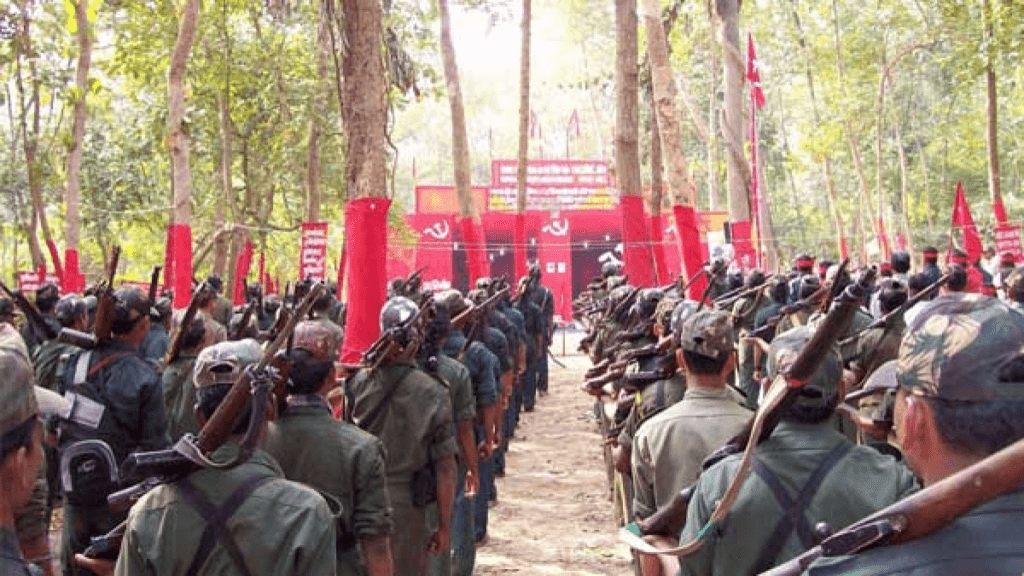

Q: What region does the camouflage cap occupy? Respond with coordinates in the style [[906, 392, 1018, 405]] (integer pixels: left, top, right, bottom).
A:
[[677, 310, 734, 360], [0, 324, 38, 438], [767, 325, 843, 407], [193, 339, 263, 390], [654, 296, 680, 335], [112, 288, 151, 331], [898, 294, 1024, 401], [293, 321, 335, 361]]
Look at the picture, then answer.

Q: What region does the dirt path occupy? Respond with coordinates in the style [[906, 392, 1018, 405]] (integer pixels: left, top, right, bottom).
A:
[[476, 342, 634, 575]]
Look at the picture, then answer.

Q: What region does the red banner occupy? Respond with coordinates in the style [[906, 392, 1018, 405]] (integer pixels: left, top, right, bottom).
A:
[[409, 214, 454, 291], [952, 182, 983, 263], [730, 220, 757, 270], [659, 213, 682, 280], [16, 272, 60, 293], [169, 223, 193, 309], [459, 217, 489, 285], [620, 195, 654, 287], [538, 213, 573, 322], [995, 224, 1023, 263], [649, 214, 668, 284], [341, 198, 391, 363], [299, 222, 329, 281]]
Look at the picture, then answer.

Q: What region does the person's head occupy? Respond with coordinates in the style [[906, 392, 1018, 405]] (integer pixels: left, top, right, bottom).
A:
[[818, 260, 834, 281], [746, 269, 767, 290], [475, 277, 494, 295], [667, 300, 697, 348], [434, 289, 471, 321], [944, 265, 968, 293], [653, 297, 680, 339], [797, 274, 821, 300], [675, 310, 735, 383], [379, 296, 421, 352], [0, 299, 16, 326], [287, 323, 338, 396], [206, 275, 224, 294], [0, 325, 48, 517], [35, 283, 59, 314], [950, 249, 969, 268], [112, 288, 152, 345], [767, 326, 843, 423], [999, 252, 1016, 274], [878, 261, 893, 277], [601, 262, 621, 279], [770, 277, 789, 304], [55, 295, 89, 331], [193, 339, 265, 434], [149, 297, 173, 330], [891, 250, 911, 274], [824, 264, 851, 294], [795, 253, 815, 274], [628, 288, 664, 329], [907, 272, 928, 297], [246, 283, 263, 302], [1004, 268, 1024, 304], [877, 280, 908, 315], [727, 271, 744, 292], [922, 246, 939, 266], [893, 295, 1024, 485]]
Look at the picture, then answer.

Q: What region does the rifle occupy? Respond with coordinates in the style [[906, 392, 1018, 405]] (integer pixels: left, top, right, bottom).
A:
[[746, 285, 829, 340], [231, 298, 258, 340], [762, 432, 1024, 575], [161, 283, 209, 369], [818, 258, 850, 313], [454, 286, 510, 357], [0, 280, 58, 340], [715, 274, 775, 309], [622, 269, 875, 554], [360, 298, 433, 371], [147, 266, 163, 307], [837, 272, 952, 350], [92, 246, 121, 344]]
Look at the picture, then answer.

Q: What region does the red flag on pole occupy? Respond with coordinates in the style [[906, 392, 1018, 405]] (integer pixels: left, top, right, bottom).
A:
[[952, 181, 983, 263], [746, 34, 765, 110], [747, 33, 765, 267], [994, 198, 1009, 225]]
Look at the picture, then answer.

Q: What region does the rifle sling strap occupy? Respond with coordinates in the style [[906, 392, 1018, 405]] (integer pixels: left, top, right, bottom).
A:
[[356, 365, 415, 433], [750, 442, 850, 573], [177, 473, 275, 576]]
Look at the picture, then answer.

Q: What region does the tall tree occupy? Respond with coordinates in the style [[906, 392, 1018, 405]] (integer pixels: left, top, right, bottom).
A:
[[982, 0, 1002, 213], [715, 0, 749, 222], [515, 0, 531, 279], [64, 0, 93, 291]]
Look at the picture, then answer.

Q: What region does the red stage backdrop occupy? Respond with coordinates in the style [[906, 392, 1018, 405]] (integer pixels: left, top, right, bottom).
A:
[[408, 214, 455, 291], [299, 222, 329, 281]]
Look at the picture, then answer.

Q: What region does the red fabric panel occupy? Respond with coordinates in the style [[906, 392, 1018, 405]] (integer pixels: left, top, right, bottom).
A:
[[952, 182, 983, 263], [538, 214, 573, 322], [63, 248, 83, 294], [170, 224, 193, 310], [459, 217, 489, 285], [45, 239, 64, 286], [673, 205, 707, 301], [650, 214, 668, 284], [620, 195, 654, 287], [409, 214, 454, 290], [341, 198, 391, 364], [336, 245, 347, 300], [514, 212, 528, 281], [36, 264, 46, 284], [659, 213, 682, 279], [258, 252, 266, 288], [386, 222, 414, 281], [994, 199, 1009, 225], [163, 226, 175, 292], [730, 220, 757, 270], [232, 239, 253, 305]]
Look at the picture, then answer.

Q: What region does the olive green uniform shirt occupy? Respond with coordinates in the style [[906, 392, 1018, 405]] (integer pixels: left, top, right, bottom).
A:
[[678, 421, 918, 576], [161, 354, 201, 443], [616, 373, 687, 451], [434, 354, 476, 424], [631, 386, 750, 520], [115, 443, 336, 576], [264, 397, 392, 576]]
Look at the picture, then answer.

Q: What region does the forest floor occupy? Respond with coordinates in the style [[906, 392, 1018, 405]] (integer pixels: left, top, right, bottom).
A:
[[475, 331, 635, 575]]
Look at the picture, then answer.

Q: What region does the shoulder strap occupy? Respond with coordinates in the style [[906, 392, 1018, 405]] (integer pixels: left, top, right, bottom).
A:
[[177, 474, 276, 576], [355, 365, 415, 432], [750, 442, 851, 573]]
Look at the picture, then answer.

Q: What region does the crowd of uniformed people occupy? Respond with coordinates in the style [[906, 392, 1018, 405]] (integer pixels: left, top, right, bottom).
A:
[[0, 265, 555, 576], [576, 248, 1024, 575]]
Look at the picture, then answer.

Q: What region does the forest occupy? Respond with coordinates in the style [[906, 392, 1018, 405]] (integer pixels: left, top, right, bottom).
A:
[[1, 0, 1022, 288]]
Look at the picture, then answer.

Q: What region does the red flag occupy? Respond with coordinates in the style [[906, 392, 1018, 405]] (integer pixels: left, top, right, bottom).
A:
[[952, 181, 983, 263], [747, 34, 765, 110], [994, 198, 1009, 225]]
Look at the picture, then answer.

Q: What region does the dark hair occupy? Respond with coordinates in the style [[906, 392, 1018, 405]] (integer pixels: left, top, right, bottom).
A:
[[312, 292, 333, 313], [784, 390, 840, 424], [682, 350, 729, 376], [286, 349, 334, 395], [196, 384, 251, 435], [182, 319, 207, 351], [946, 266, 968, 292], [770, 280, 789, 304], [907, 273, 928, 293], [36, 284, 59, 313], [111, 315, 145, 335], [928, 356, 1024, 456], [878, 283, 908, 314], [1, 417, 38, 461]]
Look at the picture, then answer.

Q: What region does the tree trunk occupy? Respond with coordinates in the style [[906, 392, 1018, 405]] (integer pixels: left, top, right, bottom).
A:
[[516, 0, 531, 215], [213, 91, 232, 277], [167, 0, 200, 226], [707, 29, 720, 211], [342, 0, 388, 200], [438, 0, 476, 222], [65, 0, 92, 256], [983, 0, 1002, 211], [640, 0, 695, 206], [893, 110, 916, 256], [716, 0, 748, 221], [649, 93, 664, 215], [306, 10, 329, 222]]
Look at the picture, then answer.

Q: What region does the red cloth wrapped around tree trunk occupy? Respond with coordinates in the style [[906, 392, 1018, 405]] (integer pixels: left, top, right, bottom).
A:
[[45, 239, 64, 286], [649, 214, 669, 285], [341, 198, 391, 364], [672, 204, 707, 300], [620, 195, 654, 287], [514, 212, 528, 281], [63, 248, 82, 294], [169, 223, 193, 310], [459, 217, 489, 285], [163, 226, 175, 293], [233, 239, 254, 305]]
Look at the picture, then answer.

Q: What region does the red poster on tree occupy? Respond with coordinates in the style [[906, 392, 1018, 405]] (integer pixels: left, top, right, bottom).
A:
[[299, 222, 329, 281]]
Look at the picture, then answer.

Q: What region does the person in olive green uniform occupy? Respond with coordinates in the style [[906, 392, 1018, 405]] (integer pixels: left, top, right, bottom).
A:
[[265, 323, 393, 576], [161, 316, 219, 443], [114, 339, 337, 576], [1, 325, 64, 576], [731, 271, 769, 407], [294, 284, 345, 360], [632, 310, 751, 524], [205, 275, 233, 328], [347, 297, 457, 576], [139, 297, 172, 364], [59, 289, 167, 576], [677, 326, 917, 576], [805, 295, 1024, 575]]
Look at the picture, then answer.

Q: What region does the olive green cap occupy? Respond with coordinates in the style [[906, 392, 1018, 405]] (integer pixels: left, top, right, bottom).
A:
[[193, 339, 263, 390]]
